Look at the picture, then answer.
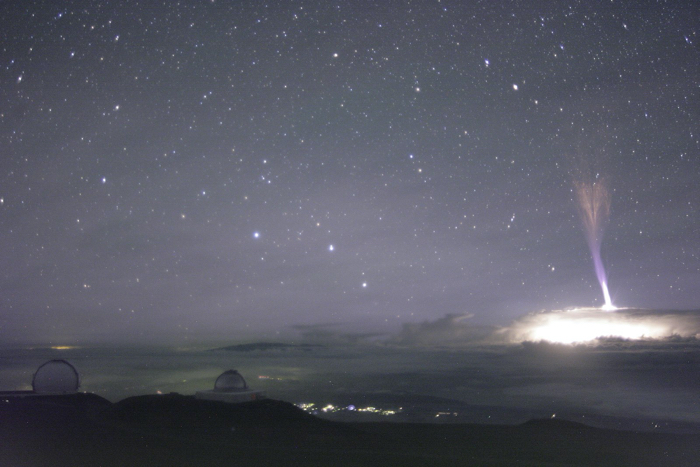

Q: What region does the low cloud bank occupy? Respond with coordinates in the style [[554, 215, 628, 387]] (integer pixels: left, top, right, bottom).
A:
[[390, 314, 495, 346], [291, 323, 386, 345]]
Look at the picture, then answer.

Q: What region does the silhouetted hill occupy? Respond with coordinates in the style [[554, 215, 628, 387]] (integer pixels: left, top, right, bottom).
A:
[[2, 393, 698, 466], [103, 394, 364, 445]]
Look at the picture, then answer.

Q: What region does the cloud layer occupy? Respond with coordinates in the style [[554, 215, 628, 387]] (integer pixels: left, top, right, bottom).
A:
[[384, 308, 700, 348]]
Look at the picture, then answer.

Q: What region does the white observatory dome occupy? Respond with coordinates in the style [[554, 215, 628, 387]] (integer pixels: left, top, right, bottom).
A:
[[214, 370, 248, 392], [32, 359, 80, 394]]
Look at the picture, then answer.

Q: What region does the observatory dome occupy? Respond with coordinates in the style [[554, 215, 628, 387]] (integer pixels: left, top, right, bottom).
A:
[[196, 369, 264, 403], [214, 370, 248, 392], [32, 359, 80, 394]]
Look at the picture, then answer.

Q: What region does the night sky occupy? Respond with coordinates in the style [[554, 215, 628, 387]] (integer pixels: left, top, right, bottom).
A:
[[1, 0, 698, 344]]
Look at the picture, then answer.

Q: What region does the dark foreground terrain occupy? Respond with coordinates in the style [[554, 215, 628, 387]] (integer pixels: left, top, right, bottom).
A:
[[1, 393, 698, 466]]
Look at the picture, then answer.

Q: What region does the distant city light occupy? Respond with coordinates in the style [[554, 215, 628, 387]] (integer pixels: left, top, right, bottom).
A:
[[296, 402, 400, 417]]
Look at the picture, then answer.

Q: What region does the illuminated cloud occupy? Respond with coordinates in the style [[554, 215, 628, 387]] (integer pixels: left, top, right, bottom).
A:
[[496, 308, 700, 345]]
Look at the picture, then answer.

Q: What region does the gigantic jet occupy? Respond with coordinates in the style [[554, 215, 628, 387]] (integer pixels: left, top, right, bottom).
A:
[[574, 177, 614, 310]]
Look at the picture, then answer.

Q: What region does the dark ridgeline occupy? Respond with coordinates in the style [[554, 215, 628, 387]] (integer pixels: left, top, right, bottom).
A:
[[1, 393, 697, 466]]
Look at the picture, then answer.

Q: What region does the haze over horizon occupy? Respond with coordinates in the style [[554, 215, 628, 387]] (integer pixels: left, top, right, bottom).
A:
[[1, 1, 698, 345]]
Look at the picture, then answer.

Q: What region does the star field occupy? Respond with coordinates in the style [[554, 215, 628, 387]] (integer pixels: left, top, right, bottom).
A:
[[1, 0, 698, 343]]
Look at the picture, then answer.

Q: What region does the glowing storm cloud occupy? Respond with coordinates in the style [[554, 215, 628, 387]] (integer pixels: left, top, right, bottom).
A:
[[574, 177, 614, 310], [500, 308, 700, 345], [522, 308, 658, 344]]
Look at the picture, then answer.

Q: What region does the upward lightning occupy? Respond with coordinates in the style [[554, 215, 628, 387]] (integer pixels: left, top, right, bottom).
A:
[[574, 177, 615, 310]]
